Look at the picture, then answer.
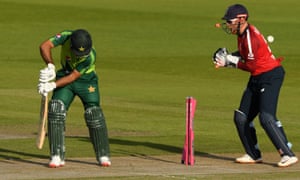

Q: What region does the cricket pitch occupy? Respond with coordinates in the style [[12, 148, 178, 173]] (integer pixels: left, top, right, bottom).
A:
[[1, 153, 300, 180]]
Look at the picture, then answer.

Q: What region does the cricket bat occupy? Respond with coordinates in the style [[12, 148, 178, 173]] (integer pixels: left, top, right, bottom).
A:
[[181, 97, 196, 165], [36, 94, 48, 149]]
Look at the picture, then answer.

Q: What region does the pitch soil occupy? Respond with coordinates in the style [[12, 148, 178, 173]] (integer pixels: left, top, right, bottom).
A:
[[1, 153, 300, 180]]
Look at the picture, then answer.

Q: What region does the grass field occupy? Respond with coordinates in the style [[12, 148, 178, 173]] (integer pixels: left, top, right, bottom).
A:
[[1, 0, 300, 179]]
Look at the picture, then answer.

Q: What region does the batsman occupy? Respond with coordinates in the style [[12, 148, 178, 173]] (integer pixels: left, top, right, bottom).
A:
[[38, 29, 111, 168]]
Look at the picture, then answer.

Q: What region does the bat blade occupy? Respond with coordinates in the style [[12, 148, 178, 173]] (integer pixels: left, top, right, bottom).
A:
[[36, 94, 48, 149]]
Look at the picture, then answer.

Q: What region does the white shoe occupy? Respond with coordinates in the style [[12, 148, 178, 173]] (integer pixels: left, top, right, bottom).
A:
[[49, 155, 65, 168], [278, 155, 298, 167], [99, 156, 111, 167], [236, 154, 262, 164]]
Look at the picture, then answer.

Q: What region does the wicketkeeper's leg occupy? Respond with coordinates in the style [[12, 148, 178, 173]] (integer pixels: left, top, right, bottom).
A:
[[259, 112, 295, 156], [234, 109, 261, 159]]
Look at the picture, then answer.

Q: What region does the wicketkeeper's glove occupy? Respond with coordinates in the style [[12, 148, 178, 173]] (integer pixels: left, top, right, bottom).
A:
[[212, 48, 241, 68], [39, 63, 56, 82]]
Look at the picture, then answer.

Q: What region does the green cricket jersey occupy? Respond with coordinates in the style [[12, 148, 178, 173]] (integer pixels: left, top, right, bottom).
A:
[[49, 30, 97, 81]]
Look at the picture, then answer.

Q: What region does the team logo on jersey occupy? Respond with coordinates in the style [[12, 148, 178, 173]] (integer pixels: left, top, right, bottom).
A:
[[248, 52, 254, 60], [55, 33, 61, 39], [88, 85, 96, 93]]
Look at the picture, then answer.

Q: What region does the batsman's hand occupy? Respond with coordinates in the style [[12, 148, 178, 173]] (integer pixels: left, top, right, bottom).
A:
[[212, 48, 240, 68], [38, 82, 56, 95], [39, 63, 56, 82]]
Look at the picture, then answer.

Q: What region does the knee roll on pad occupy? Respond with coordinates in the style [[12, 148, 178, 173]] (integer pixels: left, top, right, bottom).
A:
[[84, 106, 105, 128], [49, 99, 66, 121], [259, 112, 273, 126], [259, 112, 281, 133], [234, 110, 247, 126]]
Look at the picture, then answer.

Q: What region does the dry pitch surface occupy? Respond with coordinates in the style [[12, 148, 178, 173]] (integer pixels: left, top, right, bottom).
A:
[[1, 153, 300, 180]]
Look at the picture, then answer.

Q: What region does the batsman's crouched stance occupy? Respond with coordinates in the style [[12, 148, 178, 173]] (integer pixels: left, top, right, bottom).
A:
[[38, 29, 111, 168], [48, 84, 111, 168]]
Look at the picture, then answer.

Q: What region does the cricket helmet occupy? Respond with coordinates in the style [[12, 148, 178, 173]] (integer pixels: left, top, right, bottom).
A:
[[70, 29, 92, 57], [222, 4, 248, 21]]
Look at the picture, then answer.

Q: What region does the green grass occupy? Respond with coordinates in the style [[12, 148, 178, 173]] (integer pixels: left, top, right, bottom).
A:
[[1, 0, 300, 179]]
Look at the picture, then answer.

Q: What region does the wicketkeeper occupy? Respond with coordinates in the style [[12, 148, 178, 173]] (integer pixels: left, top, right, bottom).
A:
[[38, 29, 111, 168], [213, 4, 298, 167]]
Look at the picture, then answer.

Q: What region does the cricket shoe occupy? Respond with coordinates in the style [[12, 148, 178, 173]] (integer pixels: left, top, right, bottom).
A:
[[49, 155, 65, 168], [277, 155, 298, 167], [235, 154, 262, 164], [99, 156, 111, 167]]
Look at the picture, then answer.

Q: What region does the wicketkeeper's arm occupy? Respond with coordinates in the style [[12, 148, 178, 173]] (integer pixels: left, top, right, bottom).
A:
[[212, 48, 241, 68]]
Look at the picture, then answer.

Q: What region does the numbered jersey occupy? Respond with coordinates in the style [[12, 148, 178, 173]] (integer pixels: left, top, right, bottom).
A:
[[237, 25, 281, 76]]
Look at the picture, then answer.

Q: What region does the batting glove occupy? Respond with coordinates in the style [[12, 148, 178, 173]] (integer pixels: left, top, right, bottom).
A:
[[213, 48, 240, 68], [39, 63, 56, 82], [38, 82, 56, 95]]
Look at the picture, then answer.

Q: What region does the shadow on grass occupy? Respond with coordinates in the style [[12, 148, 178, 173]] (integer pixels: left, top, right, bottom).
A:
[[109, 138, 236, 163], [108, 138, 276, 166], [0, 137, 252, 166], [0, 148, 48, 166]]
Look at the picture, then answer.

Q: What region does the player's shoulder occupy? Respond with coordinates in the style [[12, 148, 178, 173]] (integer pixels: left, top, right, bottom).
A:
[[50, 30, 73, 45], [88, 48, 96, 60], [56, 30, 73, 38], [249, 24, 261, 35]]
